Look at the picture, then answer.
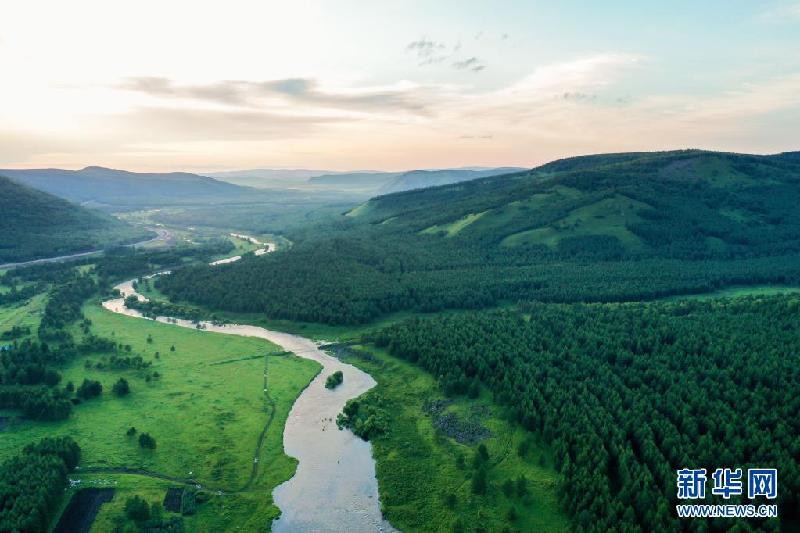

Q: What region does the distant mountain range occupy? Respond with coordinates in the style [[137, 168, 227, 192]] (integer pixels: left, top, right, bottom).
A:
[[1, 165, 530, 206], [307, 167, 526, 194], [0, 166, 252, 207], [205, 168, 347, 189], [377, 167, 527, 194], [0, 174, 149, 263]]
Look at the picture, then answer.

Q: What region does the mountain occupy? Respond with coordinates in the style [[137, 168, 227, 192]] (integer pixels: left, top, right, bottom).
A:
[[158, 149, 800, 325], [307, 171, 400, 191], [377, 167, 526, 194], [308, 167, 526, 194], [0, 166, 254, 207], [350, 150, 800, 257], [207, 168, 341, 189], [0, 174, 149, 263]]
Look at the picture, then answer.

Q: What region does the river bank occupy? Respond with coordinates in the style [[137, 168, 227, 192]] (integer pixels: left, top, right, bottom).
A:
[[102, 244, 395, 531]]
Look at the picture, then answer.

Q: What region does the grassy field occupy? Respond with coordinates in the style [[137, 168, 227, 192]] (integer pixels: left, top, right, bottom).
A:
[[501, 194, 646, 249], [0, 300, 320, 530], [421, 211, 488, 237], [660, 284, 800, 301], [0, 292, 45, 335], [340, 345, 569, 533]]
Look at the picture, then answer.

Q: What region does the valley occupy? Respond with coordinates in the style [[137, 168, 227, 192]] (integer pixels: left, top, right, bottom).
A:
[[1, 149, 799, 532]]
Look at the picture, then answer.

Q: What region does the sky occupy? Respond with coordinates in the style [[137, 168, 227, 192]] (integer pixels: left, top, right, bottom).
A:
[[0, 0, 799, 172]]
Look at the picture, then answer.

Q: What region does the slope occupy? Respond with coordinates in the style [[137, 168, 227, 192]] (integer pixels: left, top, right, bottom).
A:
[[0, 166, 256, 207], [157, 150, 800, 325], [378, 167, 527, 194], [0, 174, 149, 263]]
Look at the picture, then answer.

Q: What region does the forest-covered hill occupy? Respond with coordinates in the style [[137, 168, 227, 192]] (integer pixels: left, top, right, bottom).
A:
[[157, 150, 800, 324], [0, 175, 148, 263], [0, 166, 254, 207]]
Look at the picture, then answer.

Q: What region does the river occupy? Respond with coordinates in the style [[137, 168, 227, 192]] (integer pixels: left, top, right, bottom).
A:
[[101, 240, 396, 532]]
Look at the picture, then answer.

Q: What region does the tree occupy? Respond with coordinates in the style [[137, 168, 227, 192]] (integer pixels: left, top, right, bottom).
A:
[[502, 479, 515, 497], [516, 475, 528, 497], [124, 496, 150, 522], [473, 443, 489, 468], [138, 433, 156, 449], [506, 507, 518, 522], [77, 378, 102, 399], [325, 370, 344, 389], [471, 467, 487, 495], [113, 377, 130, 396], [444, 492, 457, 509]]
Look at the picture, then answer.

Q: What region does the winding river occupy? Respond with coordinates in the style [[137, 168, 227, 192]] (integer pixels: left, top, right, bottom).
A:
[[101, 239, 396, 532]]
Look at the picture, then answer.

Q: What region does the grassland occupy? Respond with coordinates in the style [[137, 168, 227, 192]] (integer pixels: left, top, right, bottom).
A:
[[340, 345, 569, 533], [660, 284, 800, 301], [344, 201, 372, 217], [501, 194, 647, 249], [0, 300, 320, 530], [0, 292, 45, 335], [421, 211, 488, 237]]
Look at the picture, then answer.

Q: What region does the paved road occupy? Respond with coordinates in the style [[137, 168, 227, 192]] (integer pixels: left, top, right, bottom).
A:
[[0, 228, 171, 270]]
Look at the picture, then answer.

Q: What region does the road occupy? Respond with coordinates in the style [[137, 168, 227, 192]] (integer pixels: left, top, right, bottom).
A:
[[0, 228, 172, 270]]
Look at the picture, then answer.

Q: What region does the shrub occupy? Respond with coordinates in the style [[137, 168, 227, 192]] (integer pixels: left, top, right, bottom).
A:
[[77, 378, 102, 399], [113, 377, 130, 396], [125, 495, 150, 522], [325, 370, 344, 389], [138, 433, 156, 449]]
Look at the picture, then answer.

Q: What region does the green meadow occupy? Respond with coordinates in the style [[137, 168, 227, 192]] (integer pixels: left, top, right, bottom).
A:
[[0, 300, 320, 530], [341, 345, 569, 533], [0, 292, 45, 334]]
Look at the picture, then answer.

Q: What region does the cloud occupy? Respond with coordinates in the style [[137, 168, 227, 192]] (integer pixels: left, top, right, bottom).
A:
[[406, 38, 447, 64], [502, 54, 643, 96], [760, 2, 800, 19], [406, 38, 488, 71], [452, 57, 487, 72], [114, 106, 337, 142], [561, 91, 597, 101], [119, 77, 433, 114]]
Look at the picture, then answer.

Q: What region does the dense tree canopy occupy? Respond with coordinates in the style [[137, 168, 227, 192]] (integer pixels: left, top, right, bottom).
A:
[[158, 151, 800, 325], [0, 437, 81, 531], [370, 296, 800, 531]]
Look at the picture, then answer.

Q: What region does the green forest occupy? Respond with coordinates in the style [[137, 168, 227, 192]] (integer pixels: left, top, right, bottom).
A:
[[2, 149, 799, 531], [157, 151, 800, 325], [0, 175, 150, 263], [368, 296, 799, 531]]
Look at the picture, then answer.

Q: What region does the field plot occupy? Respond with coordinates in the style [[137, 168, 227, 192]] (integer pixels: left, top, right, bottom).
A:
[[0, 293, 45, 334]]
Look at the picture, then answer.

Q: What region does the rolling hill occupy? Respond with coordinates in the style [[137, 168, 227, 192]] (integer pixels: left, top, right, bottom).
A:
[[0, 166, 255, 207], [377, 167, 527, 194], [307, 171, 401, 192], [206, 168, 341, 189], [0, 174, 150, 263], [158, 149, 800, 324], [307, 167, 526, 194], [348, 150, 800, 256]]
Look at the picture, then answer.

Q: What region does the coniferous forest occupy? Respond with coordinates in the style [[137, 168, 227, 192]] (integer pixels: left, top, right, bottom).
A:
[[158, 151, 800, 325], [370, 297, 799, 531]]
